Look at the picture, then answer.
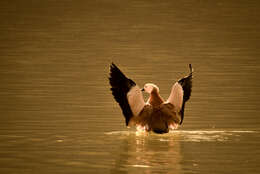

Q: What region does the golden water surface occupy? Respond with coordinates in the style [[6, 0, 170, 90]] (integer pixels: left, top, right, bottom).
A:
[[0, 0, 260, 173]]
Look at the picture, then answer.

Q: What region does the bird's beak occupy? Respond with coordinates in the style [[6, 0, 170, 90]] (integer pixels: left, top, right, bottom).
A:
[[141, 88, 144, 92]]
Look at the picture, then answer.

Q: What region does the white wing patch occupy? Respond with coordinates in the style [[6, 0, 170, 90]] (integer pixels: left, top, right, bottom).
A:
[[166, 82, 184, 112], [127, 85, 145, 116]]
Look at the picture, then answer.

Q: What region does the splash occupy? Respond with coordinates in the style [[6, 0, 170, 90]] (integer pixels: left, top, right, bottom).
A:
[[167, 130, 257, 142], [105, 130, 258, 142]]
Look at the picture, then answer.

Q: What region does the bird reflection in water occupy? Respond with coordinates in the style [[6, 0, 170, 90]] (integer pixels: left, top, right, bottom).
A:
[[110, 131, 182, 174]]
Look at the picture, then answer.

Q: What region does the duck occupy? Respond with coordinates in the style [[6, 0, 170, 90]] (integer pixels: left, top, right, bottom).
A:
[[109, 63, 193, 134]]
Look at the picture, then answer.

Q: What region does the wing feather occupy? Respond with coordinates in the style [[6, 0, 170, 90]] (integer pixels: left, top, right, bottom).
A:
[[166, 82, 183, 112], [178, 64, 193, 124], [127, 85, 145, 116], [109, 63, 145, 125], [166, 64, 193, 124]]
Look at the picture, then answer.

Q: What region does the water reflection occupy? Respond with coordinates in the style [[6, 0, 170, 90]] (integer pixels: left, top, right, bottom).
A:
[[107, 129, 258, 173], [1, 0, 260, 173], [108, 131, 182, 174]]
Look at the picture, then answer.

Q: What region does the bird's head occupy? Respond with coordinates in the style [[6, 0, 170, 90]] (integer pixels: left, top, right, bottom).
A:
[[141, 83, 159, 94]]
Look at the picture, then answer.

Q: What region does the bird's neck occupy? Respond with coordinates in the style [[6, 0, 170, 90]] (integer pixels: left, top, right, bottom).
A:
[[148, 89, 164, 107]]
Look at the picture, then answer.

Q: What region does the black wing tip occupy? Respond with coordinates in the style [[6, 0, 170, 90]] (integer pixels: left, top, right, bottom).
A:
[[110, 62, 116, 67], [109, 62, 124, 75], [177, 64, 193, 83], [189, 64, 193, 74], [109, 63, 123, 81], [109, 62, 116, 72], [177, 64, 193, 124], [108, 62, 136, 126]]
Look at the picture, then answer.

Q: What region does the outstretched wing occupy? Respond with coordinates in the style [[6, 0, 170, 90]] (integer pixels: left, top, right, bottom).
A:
[[166, 82, 184, 112], [166, 64, 193, 124], [109, 63, 145, 126]]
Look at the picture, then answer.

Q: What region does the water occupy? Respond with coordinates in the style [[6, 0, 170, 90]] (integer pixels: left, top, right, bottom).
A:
[[0, 0, 260, 173]]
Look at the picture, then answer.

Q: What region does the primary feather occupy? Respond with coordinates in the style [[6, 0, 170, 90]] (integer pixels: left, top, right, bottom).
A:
[[109, 63, 136, 125]]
